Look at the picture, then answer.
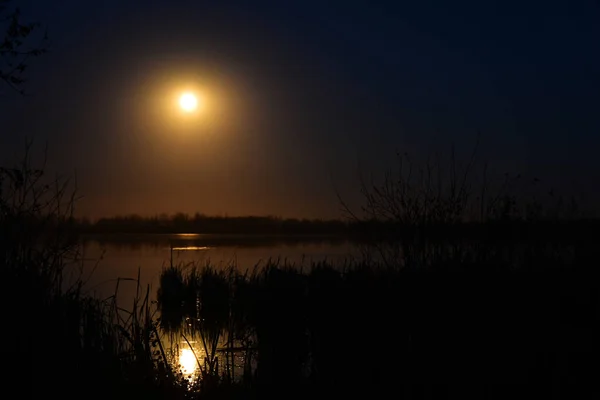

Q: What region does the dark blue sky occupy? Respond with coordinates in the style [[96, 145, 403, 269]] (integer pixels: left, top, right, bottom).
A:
[[1, 0, 599, 218]]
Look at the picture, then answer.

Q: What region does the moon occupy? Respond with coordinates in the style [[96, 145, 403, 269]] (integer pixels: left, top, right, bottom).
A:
[[179, 92, 198, 112]]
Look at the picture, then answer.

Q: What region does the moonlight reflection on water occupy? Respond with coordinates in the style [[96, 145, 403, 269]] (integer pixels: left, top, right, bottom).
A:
[[179, 348, 198, 376]]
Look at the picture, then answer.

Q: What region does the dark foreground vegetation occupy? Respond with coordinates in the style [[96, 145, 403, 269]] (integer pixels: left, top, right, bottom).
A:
[[2, 146, 599, 399]]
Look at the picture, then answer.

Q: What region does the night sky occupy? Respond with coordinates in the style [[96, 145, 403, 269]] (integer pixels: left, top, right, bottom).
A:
[[1, 0, 599, 219]]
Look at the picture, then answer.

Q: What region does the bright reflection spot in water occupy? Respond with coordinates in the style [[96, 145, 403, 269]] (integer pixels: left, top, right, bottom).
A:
[[171, 246, 211, 251], [179, 348, 197, 376]]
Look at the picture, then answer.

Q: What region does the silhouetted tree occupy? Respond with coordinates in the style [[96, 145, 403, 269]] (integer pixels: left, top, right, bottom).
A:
[[0, 0, 48, 94]]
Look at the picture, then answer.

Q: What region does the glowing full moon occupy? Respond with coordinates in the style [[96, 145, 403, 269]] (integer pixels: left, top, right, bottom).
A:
[[179, 92, 198, 112]]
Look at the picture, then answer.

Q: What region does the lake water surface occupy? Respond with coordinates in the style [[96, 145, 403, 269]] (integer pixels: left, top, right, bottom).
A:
[[80, 233, 358, 305], [76, 233, 358, 378]]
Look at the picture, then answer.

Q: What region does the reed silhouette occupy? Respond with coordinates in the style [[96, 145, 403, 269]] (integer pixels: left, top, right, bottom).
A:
[[152, 231, 600, 398]]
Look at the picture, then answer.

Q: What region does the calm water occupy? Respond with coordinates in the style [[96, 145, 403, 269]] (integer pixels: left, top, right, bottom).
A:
[[76, 233, 357, 379], [79, 233, 357, 305]]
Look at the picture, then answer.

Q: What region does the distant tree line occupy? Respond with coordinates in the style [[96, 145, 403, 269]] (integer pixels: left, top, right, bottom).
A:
[[74, 212, 600, 245], [77, 213, 353, 235]]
